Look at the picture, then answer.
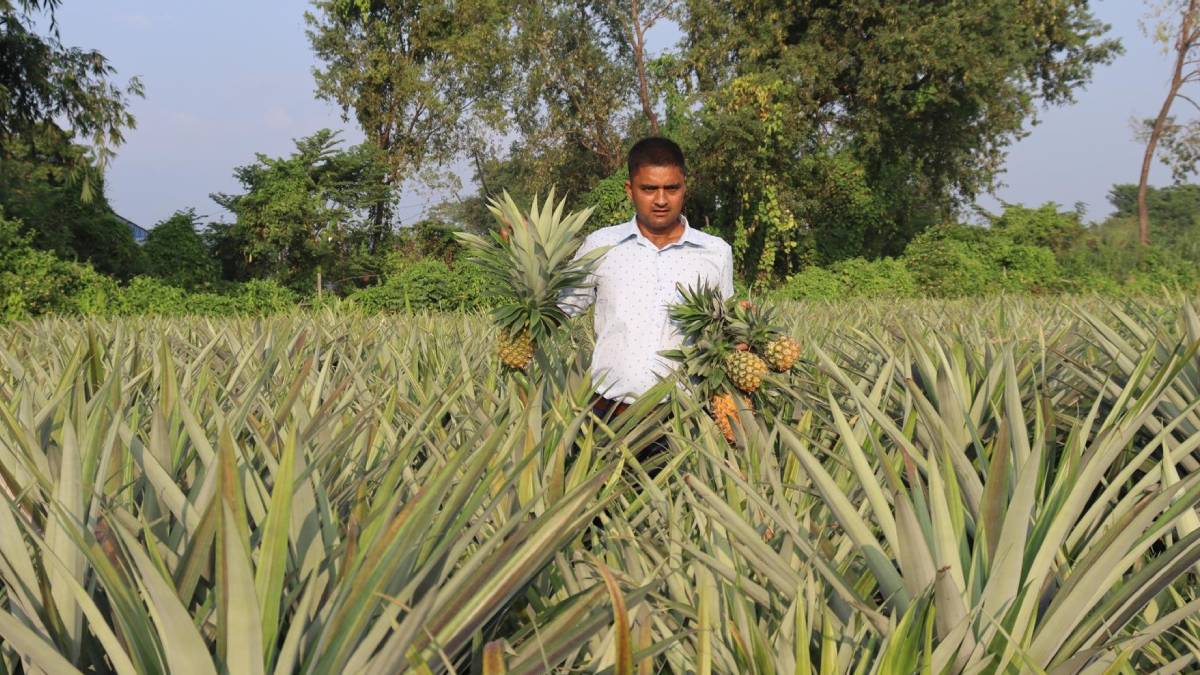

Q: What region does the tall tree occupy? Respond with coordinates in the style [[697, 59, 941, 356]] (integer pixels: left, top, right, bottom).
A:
[[306, 0, 511, 234], [608, 0, 677, 134], [0, 125, 142, 278], [1136, 0, 1200, 245], [677, 0, 1120, 279], [0, 0, 143, 199], [508, 1, 633, 177], [210, 130, 393, 292]]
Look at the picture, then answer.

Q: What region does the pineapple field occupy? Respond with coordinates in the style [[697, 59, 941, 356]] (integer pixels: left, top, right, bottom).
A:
[[1, 294, 1200, 674]]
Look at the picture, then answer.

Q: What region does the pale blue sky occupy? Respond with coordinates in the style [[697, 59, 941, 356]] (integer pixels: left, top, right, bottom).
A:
[[52, 1, 1175, 228]]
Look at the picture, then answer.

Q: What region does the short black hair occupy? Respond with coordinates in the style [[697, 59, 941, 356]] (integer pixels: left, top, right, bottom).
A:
[[627, 136, 686, 179]]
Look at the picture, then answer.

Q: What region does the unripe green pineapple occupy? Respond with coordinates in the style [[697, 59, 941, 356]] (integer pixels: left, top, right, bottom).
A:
[[725, 351, 768, 393], [497, 329, 534, 370], [764, 335, 801, 372]]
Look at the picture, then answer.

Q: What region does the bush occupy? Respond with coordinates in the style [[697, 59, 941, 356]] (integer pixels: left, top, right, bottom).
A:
[[142, 209, 219, 289], [901, 226, 998, 297], [236, 278, 298, 314], [113, 276, 297, 316], [989, 203, 1086, 254], [775, 266, 845, 301], [349, 258, 497, 312], [117, 276, 190, 315], [1, 210, 120, 321], [994, 243, 1063, 293], [830, 257, 916, 297], [774, 257, 916, 301]]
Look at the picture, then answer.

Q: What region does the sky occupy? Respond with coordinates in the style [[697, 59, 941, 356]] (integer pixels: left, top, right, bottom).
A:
[[49, 1, 1178, 229]]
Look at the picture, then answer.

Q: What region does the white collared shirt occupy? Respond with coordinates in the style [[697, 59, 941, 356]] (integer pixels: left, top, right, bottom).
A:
[[559, 215, 735, 402]]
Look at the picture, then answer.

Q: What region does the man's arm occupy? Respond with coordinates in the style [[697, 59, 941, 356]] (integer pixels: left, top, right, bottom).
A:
[[557, 234, 598, 317], [719, 244, 735, 300]]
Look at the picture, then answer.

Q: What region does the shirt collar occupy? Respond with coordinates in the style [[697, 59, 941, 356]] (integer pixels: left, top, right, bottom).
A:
[[621, 214, 705, 248]]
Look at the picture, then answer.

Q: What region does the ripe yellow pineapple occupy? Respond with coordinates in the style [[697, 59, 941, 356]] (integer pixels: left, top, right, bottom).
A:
[[710, 392, 752, 442], [764, 335, 801, 372], [497, 329, 534, 370], [725, 350, 768, 393]]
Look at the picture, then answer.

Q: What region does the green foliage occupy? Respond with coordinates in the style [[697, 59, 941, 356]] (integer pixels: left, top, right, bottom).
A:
[[0, 127, 144, 278], [902, 220, 1067, 297], [575, 167, 631, 235], [0, 1, 143, 187], [1108, 183, 1200, 261], [142, 209, 219, 289], [349, 259, 496, 313], [394, 219, 463, 263], [306, 0, 512, 181], [678, 0, 1120, 281], [210, 129, 393, 291], [115, 276, 298, 316], [776, 257, 915, 301], [0, 208, 119, 321], [116, 276, 189, 315], [234, 278, 299, 314], [988, 202, 1087, 253]]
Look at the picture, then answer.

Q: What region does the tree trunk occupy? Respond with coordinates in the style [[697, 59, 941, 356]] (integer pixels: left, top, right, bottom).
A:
[[630, 0, 660, 134], [1139, 0, 1199, 246]]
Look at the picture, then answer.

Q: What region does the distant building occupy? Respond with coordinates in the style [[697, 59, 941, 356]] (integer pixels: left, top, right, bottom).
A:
[[114, 213, 150, 244]]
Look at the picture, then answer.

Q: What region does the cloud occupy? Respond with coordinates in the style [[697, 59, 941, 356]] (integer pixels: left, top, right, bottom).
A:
[[263, 106, 294, 131]]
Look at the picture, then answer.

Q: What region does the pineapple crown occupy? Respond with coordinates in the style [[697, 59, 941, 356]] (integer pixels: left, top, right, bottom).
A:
[[726, 297, 782, 351], [456, 189, 607, 340], [668, 281, 729, 342]]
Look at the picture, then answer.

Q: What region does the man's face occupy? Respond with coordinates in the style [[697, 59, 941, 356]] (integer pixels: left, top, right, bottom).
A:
[[625, 164, 686, 232]]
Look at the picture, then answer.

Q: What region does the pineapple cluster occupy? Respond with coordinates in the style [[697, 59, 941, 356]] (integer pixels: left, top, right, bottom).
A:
[[456, 190, 605, 370], [664, 284, 802, 441]]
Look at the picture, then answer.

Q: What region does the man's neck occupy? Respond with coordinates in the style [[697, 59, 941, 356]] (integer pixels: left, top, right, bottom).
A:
[[636, 216, 685, 249]]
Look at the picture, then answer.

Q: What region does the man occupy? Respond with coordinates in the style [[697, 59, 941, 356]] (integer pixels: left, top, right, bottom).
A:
[[559, 137, 735, 418]]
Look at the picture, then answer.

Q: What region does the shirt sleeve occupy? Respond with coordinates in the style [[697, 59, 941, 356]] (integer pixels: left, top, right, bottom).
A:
[[719, 244, 735, 300], [557, 234, 598, 317]]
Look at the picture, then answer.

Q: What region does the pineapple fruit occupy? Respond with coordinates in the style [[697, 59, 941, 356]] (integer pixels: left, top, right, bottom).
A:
[[456, 190, 606, 370], [764, 335, 801, 372], [710, 392, 752, 442], [497, 329, 534, 370], [725, 351, 768, 393]]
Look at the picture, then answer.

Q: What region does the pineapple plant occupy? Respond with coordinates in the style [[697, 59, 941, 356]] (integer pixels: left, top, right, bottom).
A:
[[665, 283, 757, 439], [665, 284, 803, 438], [456, 190, 607, 370]]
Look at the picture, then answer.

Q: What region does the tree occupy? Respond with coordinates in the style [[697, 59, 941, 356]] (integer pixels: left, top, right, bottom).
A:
[[677, 0, 1120, 279], [1109, 182, 1200, 261], [1136, 0, 1200, 245], [0, 125, 143, 278], [210, 130, 394, 292], [142, 209, 219, 290], [607, 0, 677, 134], [1, 0, 143, 199], [306, 0, 511, 233]]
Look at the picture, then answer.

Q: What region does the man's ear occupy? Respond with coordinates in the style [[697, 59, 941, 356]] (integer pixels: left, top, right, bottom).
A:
[[624, 179, 633, 202]]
